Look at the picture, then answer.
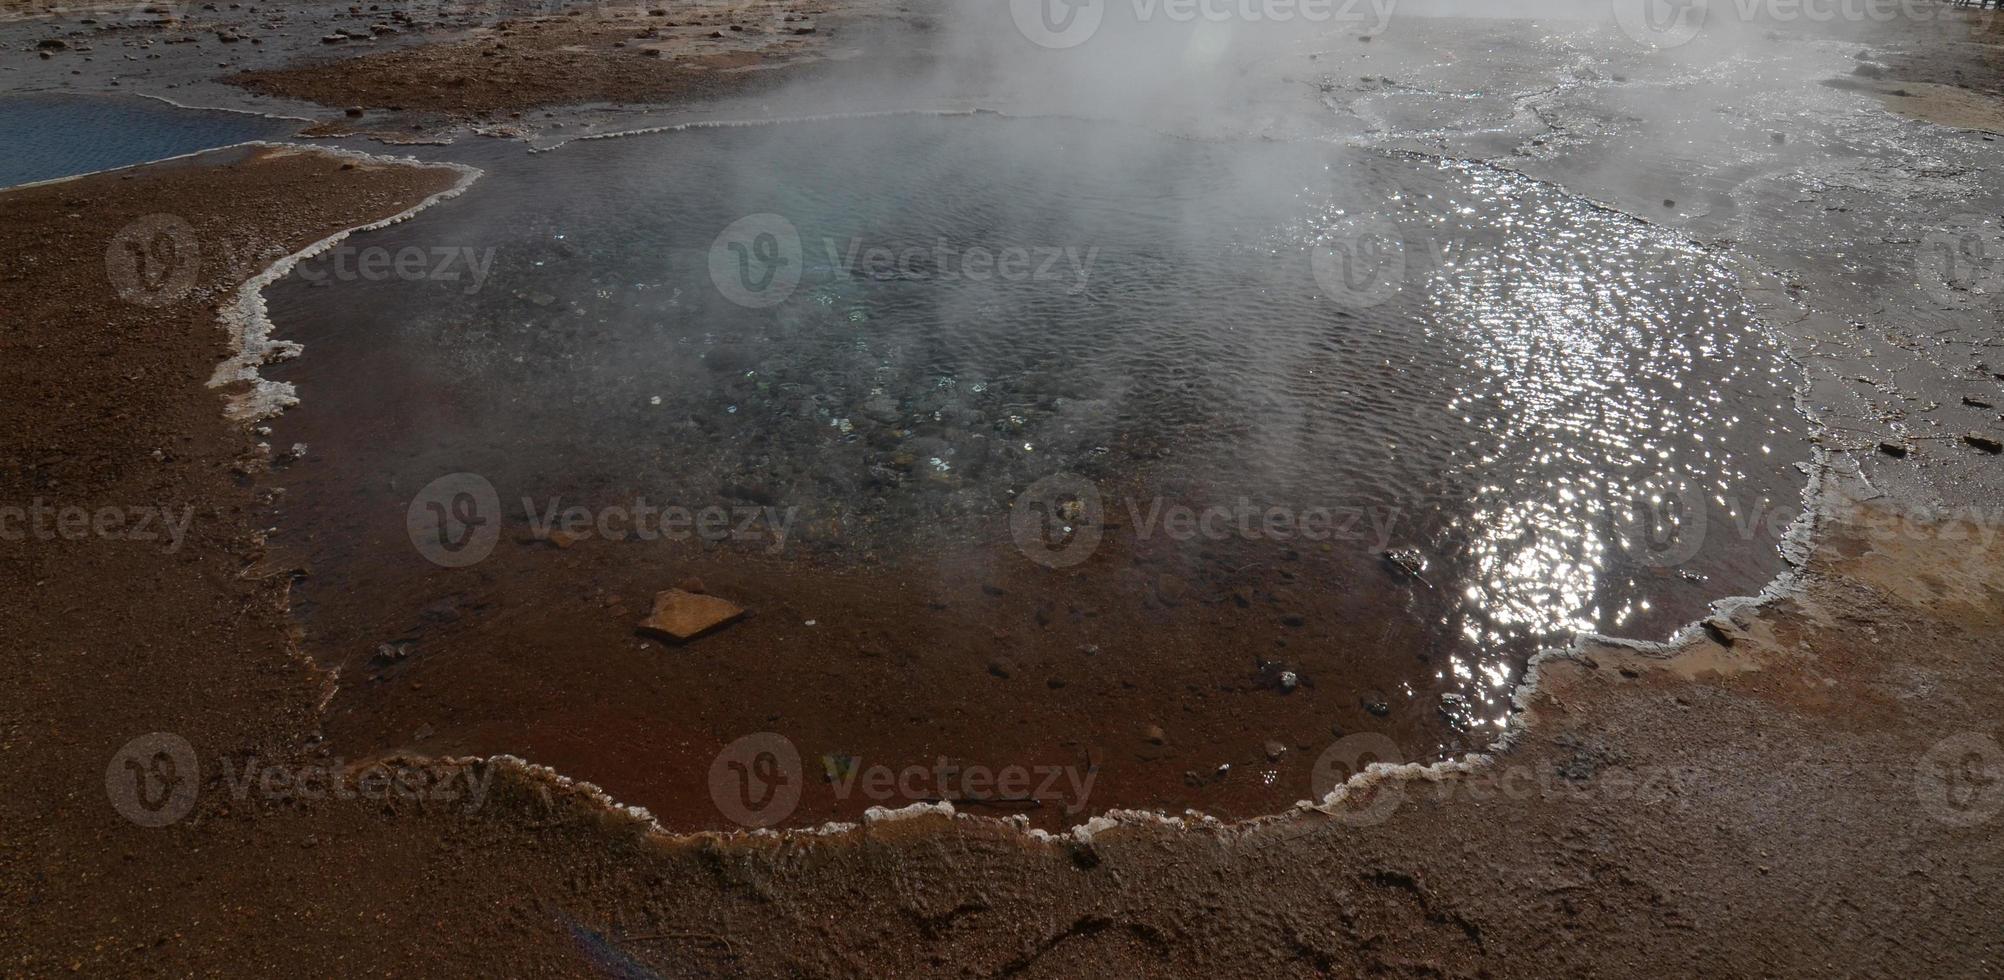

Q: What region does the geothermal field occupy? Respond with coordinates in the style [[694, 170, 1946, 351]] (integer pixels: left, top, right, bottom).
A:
[[4, 0, 2004, 974]]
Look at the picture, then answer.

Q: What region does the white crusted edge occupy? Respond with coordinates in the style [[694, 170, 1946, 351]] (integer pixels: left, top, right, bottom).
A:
[[2, 138, 268, 193], [456, 437, 1816, 851], [0, 95, 317, 195], [529, 107, 996, 153], [128, 90, 318, 125], [205, 141, 482, 421]]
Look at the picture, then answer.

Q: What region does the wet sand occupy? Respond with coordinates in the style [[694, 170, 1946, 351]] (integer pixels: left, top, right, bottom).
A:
[[4, 0, 2004, 974]]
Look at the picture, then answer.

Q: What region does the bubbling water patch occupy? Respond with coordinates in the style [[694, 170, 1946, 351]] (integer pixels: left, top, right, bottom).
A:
[[258, 115, 1805, 830]]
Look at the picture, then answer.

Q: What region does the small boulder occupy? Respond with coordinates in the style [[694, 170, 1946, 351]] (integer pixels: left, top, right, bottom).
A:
[[1964, 433, 2003, 454]]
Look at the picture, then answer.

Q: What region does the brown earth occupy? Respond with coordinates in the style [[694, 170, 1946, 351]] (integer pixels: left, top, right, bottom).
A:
[[1827, 7, 2004, 132], [227, 0, 854, 118]]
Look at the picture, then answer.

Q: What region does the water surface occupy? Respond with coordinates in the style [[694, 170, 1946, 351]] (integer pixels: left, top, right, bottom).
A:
[[0, 94, 295, 187], [260, 115, 1806, 828]]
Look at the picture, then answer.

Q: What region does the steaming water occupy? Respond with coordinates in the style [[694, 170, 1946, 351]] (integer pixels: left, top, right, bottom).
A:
[[0, 94, 294, 187], [263, 115, 1804, 792]]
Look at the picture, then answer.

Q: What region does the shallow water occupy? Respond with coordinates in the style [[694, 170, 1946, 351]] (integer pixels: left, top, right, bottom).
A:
[[262, 115, 1806, 828], [0, 94, 295, 187]]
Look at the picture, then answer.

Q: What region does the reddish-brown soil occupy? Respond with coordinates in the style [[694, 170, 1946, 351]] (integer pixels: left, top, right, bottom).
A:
[[228, 0, 845, 116]]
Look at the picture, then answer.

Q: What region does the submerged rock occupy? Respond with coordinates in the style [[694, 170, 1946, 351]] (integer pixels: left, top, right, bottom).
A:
[[1381, 547, 1429, 585], [637, 588, 744, 643]]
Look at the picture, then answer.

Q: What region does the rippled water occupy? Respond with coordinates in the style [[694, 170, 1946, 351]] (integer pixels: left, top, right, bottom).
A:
[[0, 94, 294, 187], [262, 115, 1805, 823]]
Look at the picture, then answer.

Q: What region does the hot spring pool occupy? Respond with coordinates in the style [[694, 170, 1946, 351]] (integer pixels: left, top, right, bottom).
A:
[[258, 114, 1806, 828]]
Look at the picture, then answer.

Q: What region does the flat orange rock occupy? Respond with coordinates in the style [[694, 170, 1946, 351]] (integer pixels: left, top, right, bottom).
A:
[[637, 589, 744, 643]]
